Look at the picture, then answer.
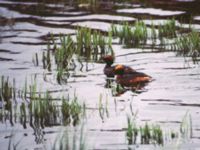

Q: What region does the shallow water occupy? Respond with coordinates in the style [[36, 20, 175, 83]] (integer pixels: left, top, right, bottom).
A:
[[0, 0, 200, 149]]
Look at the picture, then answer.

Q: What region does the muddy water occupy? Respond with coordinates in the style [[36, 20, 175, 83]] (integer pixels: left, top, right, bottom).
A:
[[0, 0, 200, 149]]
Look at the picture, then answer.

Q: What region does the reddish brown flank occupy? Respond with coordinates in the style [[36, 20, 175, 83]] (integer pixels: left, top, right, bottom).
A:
[[114, 65, 152, 88]]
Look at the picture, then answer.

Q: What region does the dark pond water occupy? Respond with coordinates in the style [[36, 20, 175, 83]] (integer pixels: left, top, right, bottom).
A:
[[0, 0, 200, 149]]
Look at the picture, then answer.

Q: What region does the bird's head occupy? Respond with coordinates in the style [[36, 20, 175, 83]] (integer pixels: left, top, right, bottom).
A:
[[102, 55, 114, 66]]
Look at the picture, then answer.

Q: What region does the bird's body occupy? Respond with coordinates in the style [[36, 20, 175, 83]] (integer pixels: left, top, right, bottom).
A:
[[114, 65, 152, 88], [116, 71, 151, 87]]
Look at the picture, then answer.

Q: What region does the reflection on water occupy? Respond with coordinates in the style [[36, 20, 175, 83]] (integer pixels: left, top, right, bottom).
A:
[[0, 0, 200, 149]]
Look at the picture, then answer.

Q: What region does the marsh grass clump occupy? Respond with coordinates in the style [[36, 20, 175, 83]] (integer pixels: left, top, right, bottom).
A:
[[140, 123, 151, 144], [133, 21, 148, 47], [28, 90, 84, 128], [25, 85, 84, 128], [76, 27, 113, 62], [54, 35, 75, 83], [110, 19, 179, 49], [151, 125, 163, 145], [40, 27, 113, 80], [111, 21, 148, 48], [42, 50, 52, 71], [61, 96, 83, 126], [70, 97, 83, 126], [31, 92, 59, 128], [0, 76, 13, 110], [111, 19, 200, 63], [55, 35, 75, 71], [174, 31, 200, 62], [157, 19, 176, 50], [0, 76, 16, 126], [52, 125, 86, 150], [0, 77, 85, 128], [32, 27, 115, 85], [125, 112, 194, 146], [126, 116, 164, 145], [126, 116, 138, 144], [158, 19, 177, 39]]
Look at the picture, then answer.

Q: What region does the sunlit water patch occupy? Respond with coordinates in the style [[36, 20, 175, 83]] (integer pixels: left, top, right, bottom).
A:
[[117, 8, 185, 16], [44, 14, 135, 22]]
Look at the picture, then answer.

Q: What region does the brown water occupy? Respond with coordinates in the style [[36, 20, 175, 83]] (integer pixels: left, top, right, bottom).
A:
[[0, 0, 200, 149]]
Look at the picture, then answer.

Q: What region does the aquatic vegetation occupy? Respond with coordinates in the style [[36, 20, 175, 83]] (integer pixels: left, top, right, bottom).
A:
[[28, 93, 84, 128], [151, 125, 163, 145], [111, 21, 148, 48], [110, 19, 200, 62], [76, 27, 113, 62], [133, 21, 148, 47], [41, 27, 113, 70], [111, 19, 178, 48], [158, 18, 177, 39], [62, 96, 83, 126], [180, 112, 192, 139], [126, 119, 161, 145], [0, 76, 85, 128], [140, 123, 151, 144], [174, 30, 200, 62], [39, 27, 114, 83], [125, 112, 194, 146], [98, 94, 109, 121], [55, 35, 75, 71], [111, 82, 127, 96], [52, 124, 86, 150], [77, 0, 99, 10], [150, 23, 157, 47], [0, 76, 14, 110], [42, 50, 52, 71], [30, 92, 59, 128], [126, 117, 164, 145], [126, 116, 138, 144], [0, 76, 16, 126], [33, 53, 39, 66]]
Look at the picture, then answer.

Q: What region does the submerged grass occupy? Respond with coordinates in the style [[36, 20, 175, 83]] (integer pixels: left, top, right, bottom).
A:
[[158, 18, 177, 39], [126, 116, 138, 144], [40, 27, 114, 83], [111, 19, 177, 48], [126, 112, 192, 146], [110, 19, 200, 62], [0, 76, 85, 128], [0, 76, 15, 126], [29, 92, 84, 128], [174, 30, 200, 63], [76, 27, 113, 62], [52, 125, 87, 150], [0, 76, 13, 110], [62, 95, 83, 126], [98, 94, 109, 121], [111, 21, 148, 48]]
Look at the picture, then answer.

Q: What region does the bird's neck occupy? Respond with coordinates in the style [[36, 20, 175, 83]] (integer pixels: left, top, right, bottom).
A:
[[105, 64, 112, 67]]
